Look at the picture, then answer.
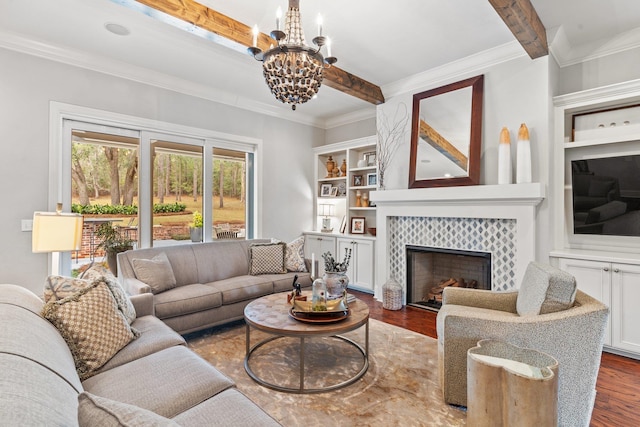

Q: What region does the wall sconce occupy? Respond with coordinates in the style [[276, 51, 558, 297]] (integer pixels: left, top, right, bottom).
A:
[[318, 203, 335, 233]]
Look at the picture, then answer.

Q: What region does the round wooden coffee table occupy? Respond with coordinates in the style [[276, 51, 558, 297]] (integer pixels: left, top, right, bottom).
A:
[[244, 292, 369, 394]]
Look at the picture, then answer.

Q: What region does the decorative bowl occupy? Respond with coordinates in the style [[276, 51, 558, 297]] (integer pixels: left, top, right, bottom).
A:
[[367, 227, 377, 236]]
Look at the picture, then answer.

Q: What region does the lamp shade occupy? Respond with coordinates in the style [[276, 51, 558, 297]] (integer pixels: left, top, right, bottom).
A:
[[318, 204, 334, 217], [32, 212, 84, 253]]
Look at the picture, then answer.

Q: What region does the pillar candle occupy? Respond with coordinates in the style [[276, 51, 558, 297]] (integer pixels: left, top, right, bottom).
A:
[[516, 123, 532, 183], [311, 253, 315, 278], [498, 127, 512, 185]]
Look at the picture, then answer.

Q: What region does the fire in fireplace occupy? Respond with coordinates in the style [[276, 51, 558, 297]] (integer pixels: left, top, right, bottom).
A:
[[406, 245, 491, 311]]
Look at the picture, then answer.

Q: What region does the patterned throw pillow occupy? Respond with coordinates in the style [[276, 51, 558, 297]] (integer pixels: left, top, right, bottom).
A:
[[42, 281, 139, 380], [131, 252, 177, 294], [249, 242, 286, 275], [77, 392, 180, 427], [284, 235, 307, 272], [44, 275, 92, 302], [81, 264, 137, 324]]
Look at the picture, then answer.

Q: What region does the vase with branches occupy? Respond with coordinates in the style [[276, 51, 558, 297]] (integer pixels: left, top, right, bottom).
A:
[[377, 103, 409, 190]]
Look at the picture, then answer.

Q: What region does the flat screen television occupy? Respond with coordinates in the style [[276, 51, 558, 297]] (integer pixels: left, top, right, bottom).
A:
[[571, 155, 640, 237]]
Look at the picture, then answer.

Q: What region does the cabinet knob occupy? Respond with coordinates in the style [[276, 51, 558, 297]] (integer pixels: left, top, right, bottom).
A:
[[603, 267, 609, 272], [614, 268, 620, 273]]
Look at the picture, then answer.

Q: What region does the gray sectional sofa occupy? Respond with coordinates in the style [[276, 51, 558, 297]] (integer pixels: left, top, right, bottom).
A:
[[0, 283, 280, 426], [118, 239, 313, 335]]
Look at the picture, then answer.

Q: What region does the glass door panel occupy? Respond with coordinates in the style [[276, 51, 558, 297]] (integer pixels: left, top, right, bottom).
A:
[[212, 148, 247, 239]]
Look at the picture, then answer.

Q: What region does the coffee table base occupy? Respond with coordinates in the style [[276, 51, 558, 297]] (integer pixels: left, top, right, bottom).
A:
[[244, 322, 369, 394]]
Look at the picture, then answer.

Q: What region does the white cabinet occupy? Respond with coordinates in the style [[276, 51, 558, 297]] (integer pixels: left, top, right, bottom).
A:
[[557, 257, 640, 357], [303, 233, 336, 278], [337, 237, 375, 293]]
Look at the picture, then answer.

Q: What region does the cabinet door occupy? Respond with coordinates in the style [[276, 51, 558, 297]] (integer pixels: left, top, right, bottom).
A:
[[558, 258, 611, 345], [611, 263, 640, 354], [304, 234, 336, 277], [337, 238, 374, 292], [336, 238, 356, 282]]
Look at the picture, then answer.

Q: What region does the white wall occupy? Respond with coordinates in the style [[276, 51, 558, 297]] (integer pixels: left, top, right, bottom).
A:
[[0, 47, 322, 293]]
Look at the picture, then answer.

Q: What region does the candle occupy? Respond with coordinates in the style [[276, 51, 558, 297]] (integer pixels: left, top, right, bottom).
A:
[[516, 123, 532, 183], [252, 24, 259, 47], [317, 14, 323, 36], [498, 127, 512, 184], [311, 253, 316, 278], [326, 37, 332, 57], [276, 7, 282, 31]]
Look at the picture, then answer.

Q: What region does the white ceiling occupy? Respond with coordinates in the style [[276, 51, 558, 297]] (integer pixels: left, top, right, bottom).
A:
[[1, 0, 639, 128]]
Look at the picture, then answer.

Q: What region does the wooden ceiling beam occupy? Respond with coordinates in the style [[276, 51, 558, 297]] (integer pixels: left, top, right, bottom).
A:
[[134, 0, 384, 105], [419, 120, 468, 171], [488, 0, 548, 59]]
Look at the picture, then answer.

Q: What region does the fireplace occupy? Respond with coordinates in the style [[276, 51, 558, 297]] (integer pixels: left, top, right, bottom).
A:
[[406, 245, 491, 311]]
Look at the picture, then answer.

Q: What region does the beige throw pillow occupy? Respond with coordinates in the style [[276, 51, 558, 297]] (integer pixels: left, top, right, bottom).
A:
[[131, 252, 177, 294], [42, 281, 138, 380], [285, 235, 307, 272], [82, 264, 137, 324], [249, 242, 286, 275], [44, 275, 92, 303], [78, 392, 180, 427]]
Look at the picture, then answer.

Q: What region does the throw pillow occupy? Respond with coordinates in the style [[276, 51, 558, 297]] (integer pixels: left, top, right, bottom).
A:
[[78, 392, 180, 427], [249, 242, 286, 275], [131, 252, 177, 294], [285, 235, 307, 272], [516, 262, 577, 316], [81, 264, 137, 324], [42, 281, 139, 380], [43, 275, 92, 303]]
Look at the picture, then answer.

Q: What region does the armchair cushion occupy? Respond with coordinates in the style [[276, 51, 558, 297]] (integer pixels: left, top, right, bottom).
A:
[[516, 262, 577, 316]]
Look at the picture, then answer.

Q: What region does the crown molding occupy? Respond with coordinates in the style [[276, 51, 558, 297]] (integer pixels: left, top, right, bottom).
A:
[[324, 107, 376, 129], [382, 41, 526, 98], [549, 25, 640, 68], [553, 78, 640, 108], [0, 29, 328, 129]]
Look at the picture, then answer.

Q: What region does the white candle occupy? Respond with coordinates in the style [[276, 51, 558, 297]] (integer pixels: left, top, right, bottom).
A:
[[276, 7, 282, 31], [252, 25, 259, 47], [311, 253, 316, 278], [516, 123, 532, 183], [498, 127, 512, 185], [326, 37, 332, 57], [317, 14, 323, 36]]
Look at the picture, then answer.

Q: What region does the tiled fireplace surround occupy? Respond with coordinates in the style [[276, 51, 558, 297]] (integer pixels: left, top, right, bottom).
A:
[[370, 183, 545, 304]]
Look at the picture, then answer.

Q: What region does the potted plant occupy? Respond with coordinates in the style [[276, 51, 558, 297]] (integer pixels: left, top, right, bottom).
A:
[[190, 211, 203, 242], [95, 222, 134, 275], [322, 248, 352, 300]]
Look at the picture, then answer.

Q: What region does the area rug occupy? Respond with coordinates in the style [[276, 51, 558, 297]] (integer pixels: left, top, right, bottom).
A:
[[186, 319, 466, 426]]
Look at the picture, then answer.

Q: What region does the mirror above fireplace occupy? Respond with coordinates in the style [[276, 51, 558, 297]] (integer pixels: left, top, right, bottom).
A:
[[408, 75, 484, 188]]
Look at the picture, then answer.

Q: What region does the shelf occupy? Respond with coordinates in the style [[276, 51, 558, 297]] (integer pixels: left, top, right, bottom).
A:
[[318, 176, 347, 182], [318, 196, 346, 200], [350, 166, 376, 172], [349, 207, 376, 211], [350, 185, 377, 190]]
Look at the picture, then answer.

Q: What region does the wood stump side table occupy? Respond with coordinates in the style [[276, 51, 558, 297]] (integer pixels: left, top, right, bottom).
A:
[[467, 339, 559, 427]]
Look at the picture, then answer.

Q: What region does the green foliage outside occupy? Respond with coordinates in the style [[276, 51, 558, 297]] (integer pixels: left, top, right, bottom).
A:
[[72, 202, 186, 215]]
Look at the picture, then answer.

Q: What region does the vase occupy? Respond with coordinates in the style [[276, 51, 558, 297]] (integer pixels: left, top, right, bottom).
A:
[[323, 271, 349, 301], [190, 227, 203, 242], [341, 159, 347, 176], [312, 278, 327, 311], [326, 156, 335, 177]]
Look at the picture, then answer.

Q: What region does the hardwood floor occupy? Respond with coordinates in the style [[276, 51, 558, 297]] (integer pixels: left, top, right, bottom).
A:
[[350, 290, 640, 426]]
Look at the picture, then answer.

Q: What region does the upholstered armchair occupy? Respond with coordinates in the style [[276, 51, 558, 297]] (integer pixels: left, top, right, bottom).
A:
[[437, 262, 609, 427]]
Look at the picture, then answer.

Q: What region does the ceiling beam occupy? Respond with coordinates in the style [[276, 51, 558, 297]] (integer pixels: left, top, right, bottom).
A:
[[488, 0, 548, 59], [419, 120, 468, 171], [133, 0, 385, 105]]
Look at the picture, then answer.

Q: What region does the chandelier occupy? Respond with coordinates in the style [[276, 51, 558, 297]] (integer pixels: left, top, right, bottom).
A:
[[248, 0, 337, 110]]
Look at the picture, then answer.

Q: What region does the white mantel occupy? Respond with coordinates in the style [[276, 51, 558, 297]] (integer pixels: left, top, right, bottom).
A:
[[370, 183, 545, 302]]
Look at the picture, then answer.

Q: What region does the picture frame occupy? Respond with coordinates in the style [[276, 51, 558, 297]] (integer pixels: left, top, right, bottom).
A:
[[352, 174, 363, 187], [339, 215, 347, 233], [350, 217, 365, 234], [364, 151, 376, 167], [330, 186, 338, 197], [320, 183, 332, 197], [367, 173, 377, 186]]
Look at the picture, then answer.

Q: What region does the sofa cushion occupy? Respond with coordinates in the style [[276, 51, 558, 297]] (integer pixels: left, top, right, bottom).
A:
[[173, 388, 281, 427], [132, 252, 177, 294], [96, 315, 186, 374], [82, 346, 235, 419], [207, 276, 274, 305], [78, 392, 180, 427], [41, 281, 139, 380], [154, 284, 223, 319], [516, 262, 577, 316], [281, 235, 307, 272], [81, 264, 137, 324], [249, 242, 286, 275]]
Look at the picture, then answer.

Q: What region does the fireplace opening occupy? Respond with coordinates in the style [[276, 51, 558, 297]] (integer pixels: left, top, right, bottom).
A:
[[406, 245, 491, 311]]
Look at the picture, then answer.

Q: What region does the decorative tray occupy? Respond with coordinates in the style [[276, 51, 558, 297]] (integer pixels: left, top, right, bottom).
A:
[[289, 307, 349, 323]]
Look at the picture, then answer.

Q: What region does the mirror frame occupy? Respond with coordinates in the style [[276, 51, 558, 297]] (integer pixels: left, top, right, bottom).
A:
[[408, 74, 484, 188]]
